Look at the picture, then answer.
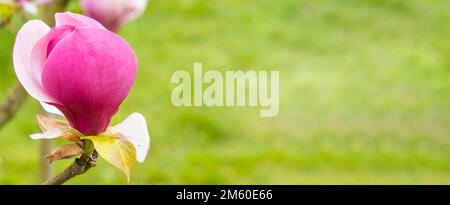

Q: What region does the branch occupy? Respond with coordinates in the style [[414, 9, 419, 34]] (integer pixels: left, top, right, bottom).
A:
[[0, 20, 8, 28], [0, 83, 28, 128], [43, 150, 98, 185]]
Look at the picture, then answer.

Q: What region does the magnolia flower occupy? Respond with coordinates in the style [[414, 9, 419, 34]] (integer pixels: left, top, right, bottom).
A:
[[13, 12, 150, 171], [80, 0, 148, 32]]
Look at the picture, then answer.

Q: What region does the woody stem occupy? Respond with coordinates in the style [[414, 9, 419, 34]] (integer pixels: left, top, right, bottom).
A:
[[43, 142, 97, 185]]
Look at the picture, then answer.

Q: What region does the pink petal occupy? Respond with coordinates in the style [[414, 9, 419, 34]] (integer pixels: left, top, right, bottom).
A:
[[81, 0, 148, 32], [113, 113, 150, 163], [41, 28, 137, 135], [30, 25, 75, 91], [81, 0, 125, 31], [55, 12, 106, 30], [13, 20, 53, 103]]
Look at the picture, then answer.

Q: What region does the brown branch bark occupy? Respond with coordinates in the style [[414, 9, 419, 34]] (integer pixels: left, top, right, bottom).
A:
[[43, 150, 97, 185], [0, 83, 28, 128], [0, 20, 8, 28]]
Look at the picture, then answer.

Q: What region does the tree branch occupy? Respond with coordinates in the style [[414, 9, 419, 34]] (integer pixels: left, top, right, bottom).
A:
[[43, 150, 98, 185], [0, 20, 8, 28], [0, 83, 28, 128]]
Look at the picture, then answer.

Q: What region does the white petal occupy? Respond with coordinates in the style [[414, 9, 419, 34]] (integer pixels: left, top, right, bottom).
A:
[[13, 20, 54, 103], [113, 112, 150, 163], [30, 127, 67, 140], [22, 2, 38, 15], [40, 102, 63, 116], [124, 0, 148, 22]]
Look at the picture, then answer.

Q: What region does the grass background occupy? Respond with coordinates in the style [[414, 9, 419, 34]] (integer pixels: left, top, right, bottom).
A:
[[1, 0, 450, 184]]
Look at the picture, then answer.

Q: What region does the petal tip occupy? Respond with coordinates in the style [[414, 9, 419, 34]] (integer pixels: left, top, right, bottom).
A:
[[40, 102, 63, 116], [55, 11, 106, 29], [114, 112, 150, 163]]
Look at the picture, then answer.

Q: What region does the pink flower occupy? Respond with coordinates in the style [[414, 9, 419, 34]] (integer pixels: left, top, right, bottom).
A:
[[13, 12, 150, 163], [81, 0, 148, 32]]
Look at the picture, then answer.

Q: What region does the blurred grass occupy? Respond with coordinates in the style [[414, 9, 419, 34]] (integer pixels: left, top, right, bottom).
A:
[[1, 0, 450, 184]]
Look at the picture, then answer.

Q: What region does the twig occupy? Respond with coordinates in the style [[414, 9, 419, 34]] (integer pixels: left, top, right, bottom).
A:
[[44, 149, 98, 185], [0, 83, 28, 128], [0, 20, 8, 28]]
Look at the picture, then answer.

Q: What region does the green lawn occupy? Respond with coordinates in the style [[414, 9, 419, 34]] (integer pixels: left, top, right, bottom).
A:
[[1, 0, 450, 184]]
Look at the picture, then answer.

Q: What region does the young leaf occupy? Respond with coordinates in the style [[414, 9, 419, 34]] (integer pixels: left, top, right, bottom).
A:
[[30, 127, 70, 140], [46, 143, 84, 164], [36, 114, 69, 132], [82, 134, 136, 182], [35, 115, 82, 143]]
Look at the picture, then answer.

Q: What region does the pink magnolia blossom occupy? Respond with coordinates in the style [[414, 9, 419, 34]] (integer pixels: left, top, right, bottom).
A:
[[81, 0, 148, 32], [13, 12, 150, 162]]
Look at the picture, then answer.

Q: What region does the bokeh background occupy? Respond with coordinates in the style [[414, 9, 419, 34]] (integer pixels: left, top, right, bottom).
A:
[[1, 0, 450, 184]]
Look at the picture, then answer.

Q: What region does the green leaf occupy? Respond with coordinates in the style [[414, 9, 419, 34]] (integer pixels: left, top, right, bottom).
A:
[[82, 134, 136, 182]]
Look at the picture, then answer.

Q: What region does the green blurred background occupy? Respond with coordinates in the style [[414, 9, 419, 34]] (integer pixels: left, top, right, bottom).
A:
[[1, 0, 450, 184]]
